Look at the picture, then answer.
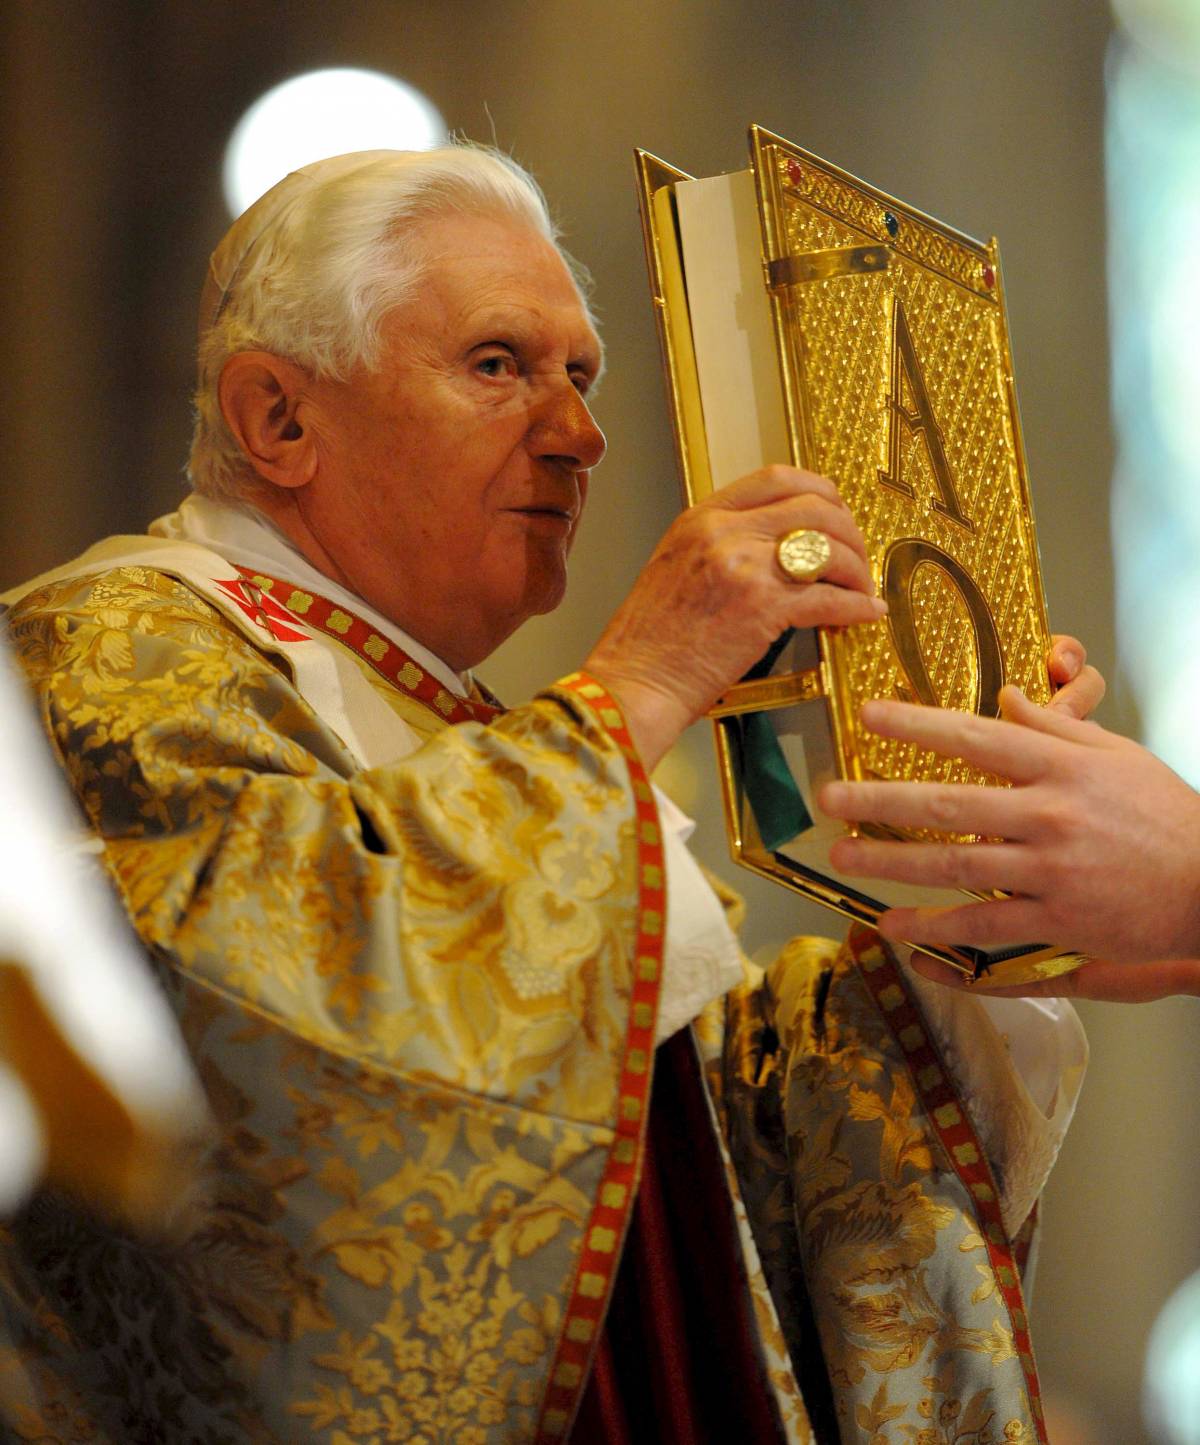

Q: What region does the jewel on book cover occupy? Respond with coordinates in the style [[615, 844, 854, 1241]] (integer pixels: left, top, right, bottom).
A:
[[883, 210, 899, 237], [982, 262, 996, 288], [786, 159, 804, 186]]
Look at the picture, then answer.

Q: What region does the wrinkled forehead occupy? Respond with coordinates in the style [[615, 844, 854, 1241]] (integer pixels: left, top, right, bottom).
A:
[[402, 211, 605, 372]]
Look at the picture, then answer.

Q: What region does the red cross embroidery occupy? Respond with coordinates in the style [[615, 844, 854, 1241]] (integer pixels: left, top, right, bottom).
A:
[[213, 577, 309, 644]]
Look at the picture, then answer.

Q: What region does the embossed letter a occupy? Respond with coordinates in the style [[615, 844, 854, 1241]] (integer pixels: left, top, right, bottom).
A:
[[878, 297, 973, 533]]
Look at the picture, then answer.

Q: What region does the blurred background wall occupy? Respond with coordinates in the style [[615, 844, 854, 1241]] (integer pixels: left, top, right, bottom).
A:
[[2, 2, 1198, 1440]]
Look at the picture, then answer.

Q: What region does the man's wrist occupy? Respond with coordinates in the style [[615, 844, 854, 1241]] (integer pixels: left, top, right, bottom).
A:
[[575, 663, 689, 773]]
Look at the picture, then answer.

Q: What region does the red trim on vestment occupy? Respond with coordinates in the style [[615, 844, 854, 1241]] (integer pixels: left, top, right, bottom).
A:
[[533, 673, 667, 1443], [848, 925, 1049, 1445], [226, 566, 502, 725]]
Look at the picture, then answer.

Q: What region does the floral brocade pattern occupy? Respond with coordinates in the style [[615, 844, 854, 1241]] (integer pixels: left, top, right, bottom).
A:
[[0, 568, 654, 1442], [716, 934, 1040, 1444], [0, 566, 1045, 1444], [8, 569, 641, 1120], [0, 975, 604, 1442]]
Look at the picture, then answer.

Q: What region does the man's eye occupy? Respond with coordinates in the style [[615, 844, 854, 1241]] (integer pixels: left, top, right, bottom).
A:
[[569, 369, 591, 396], [476, 351, 515, 379]]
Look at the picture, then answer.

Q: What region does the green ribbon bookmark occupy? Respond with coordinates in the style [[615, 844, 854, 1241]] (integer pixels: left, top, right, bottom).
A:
[[734, 631, 813, 851]]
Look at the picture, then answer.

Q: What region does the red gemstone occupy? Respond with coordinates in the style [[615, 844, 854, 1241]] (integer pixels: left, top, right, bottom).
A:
[[787, 159, 803, 186], [982, 263, 995, 288]]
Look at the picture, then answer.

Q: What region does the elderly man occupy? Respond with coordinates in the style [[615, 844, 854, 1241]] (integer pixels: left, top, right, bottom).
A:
[[0, 146, 1097, 1444]]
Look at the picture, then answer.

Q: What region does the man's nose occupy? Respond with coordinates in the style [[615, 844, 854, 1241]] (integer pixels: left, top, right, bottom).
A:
[[531, 382, 607, 471]]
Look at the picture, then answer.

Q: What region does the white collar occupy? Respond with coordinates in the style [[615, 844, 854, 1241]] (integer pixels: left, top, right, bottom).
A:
[[150, 494, 470, 697]]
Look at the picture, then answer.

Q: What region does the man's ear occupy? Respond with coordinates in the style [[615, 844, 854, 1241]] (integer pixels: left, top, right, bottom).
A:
[[218, 352, 318, 490]]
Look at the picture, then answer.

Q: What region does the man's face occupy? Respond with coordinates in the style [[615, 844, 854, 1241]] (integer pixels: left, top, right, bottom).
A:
[[302, 212, 606, 671]]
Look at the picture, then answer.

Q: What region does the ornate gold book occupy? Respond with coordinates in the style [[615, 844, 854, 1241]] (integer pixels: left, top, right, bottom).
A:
[[636, 126, 1084, 985]]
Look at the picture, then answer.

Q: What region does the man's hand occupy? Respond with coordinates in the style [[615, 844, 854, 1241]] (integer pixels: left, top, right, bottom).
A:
[[1044, 634, 1106, 719], [817, 680, 1200, 974], [584, 467, 886, 770]]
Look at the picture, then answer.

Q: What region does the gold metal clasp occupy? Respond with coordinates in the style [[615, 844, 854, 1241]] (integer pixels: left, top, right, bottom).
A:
[[768, 245, 890, 289], [707, 667, 825, 718]]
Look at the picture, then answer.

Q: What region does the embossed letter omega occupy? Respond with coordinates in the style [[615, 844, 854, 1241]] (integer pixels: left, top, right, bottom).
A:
[[878, 297, 1005, 716]]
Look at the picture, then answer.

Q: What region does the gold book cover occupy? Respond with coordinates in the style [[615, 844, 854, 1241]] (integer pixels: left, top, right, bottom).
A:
[[636, 125, 1083, 985]]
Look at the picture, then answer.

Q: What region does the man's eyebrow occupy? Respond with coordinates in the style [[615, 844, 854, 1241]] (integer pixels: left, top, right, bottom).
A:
[[460, 311, 526, 343]]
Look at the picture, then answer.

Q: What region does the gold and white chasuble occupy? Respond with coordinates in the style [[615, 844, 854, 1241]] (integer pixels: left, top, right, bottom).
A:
[[0, 499, 1085, 1444]]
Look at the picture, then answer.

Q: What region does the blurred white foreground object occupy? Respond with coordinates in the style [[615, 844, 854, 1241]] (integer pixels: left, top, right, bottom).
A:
[[0, 634, 210, 1225]]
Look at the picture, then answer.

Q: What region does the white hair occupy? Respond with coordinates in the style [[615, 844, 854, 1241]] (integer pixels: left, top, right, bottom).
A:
[[188, 144, 587, 501]]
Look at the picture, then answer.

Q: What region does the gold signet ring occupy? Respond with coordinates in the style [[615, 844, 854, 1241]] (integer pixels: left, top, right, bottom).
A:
[[775, 529, 832, 583]]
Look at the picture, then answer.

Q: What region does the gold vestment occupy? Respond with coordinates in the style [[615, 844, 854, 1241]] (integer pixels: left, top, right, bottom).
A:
[[0, 558, 1051, 1443]]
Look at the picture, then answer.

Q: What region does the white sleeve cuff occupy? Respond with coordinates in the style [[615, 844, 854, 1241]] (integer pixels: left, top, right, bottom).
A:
[[899, 951, 1088, 1235], [653, 788, 744, 1043]]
